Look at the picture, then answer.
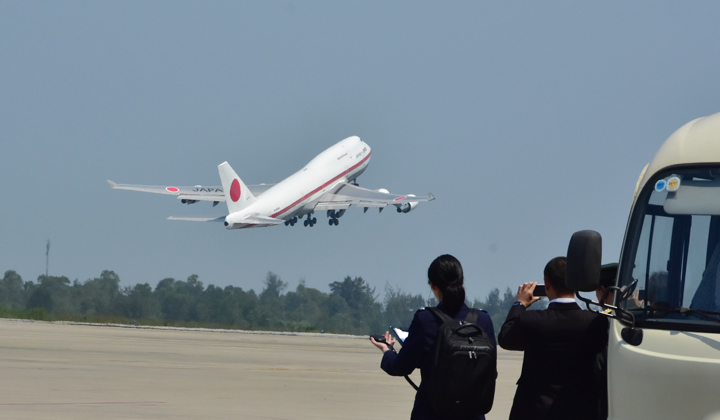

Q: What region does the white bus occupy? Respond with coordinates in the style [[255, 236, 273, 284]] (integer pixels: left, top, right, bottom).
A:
[[568, 111, 720, 420]]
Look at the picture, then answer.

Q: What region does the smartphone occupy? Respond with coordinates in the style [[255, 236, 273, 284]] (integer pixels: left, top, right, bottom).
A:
[[533, 284, 547, 297], [370, 334, 387, 343]]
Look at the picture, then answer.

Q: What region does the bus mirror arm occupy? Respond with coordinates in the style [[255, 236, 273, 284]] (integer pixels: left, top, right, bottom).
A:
[[615, 279, 639, 302], [566, 230, 643, 345], [574, 291, 636, 327], [575, 290, 644, 346]]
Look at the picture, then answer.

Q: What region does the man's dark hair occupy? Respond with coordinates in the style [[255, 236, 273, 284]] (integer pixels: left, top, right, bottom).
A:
[[544, 256, 571, 295]]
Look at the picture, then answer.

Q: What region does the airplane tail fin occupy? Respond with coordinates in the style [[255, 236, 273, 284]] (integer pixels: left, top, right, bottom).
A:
[[218, 162, 257, 214]]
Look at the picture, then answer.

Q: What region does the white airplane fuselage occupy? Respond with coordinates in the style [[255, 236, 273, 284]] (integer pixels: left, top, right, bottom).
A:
[[224, 136, 371, 229]]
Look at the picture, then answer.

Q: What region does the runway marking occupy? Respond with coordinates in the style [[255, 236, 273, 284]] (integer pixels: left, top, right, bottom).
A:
[[0, 401, 166, 406], [250, 368, 343, 372]]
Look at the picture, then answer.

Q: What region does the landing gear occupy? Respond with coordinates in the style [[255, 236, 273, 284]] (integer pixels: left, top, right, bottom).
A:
[[304, 213, 317, 227], [285, 216, 299, 226], [326, 209, 344, 227]]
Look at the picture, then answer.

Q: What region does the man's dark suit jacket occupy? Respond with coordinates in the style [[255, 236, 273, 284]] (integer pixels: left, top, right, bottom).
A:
[[498, 301, 608, 420]]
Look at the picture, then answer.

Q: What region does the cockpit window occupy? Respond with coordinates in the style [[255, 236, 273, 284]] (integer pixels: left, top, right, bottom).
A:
[[620, 167, 720, 332]]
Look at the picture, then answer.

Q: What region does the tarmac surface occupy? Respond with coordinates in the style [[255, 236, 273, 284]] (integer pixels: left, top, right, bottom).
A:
[[0, 319, 523, 419]]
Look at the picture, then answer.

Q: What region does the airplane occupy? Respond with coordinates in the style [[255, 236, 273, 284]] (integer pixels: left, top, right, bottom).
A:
[[108, 136, 434, 229]]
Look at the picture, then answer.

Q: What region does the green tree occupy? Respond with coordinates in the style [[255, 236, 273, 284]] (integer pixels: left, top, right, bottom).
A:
[[384, 285, 425, 329], [182, 274, 207, 321], [327, 276, 382, 334], [155, 277, 194, 321], [0, 270, 26, 309], [477, 288, 501, 315], [199, 284, 230, 324], [284, 281, 329, 331], [473, 286, 516, 337], [27, 275, 75, 314], [0, 266, 496, 336], [329, 276, 376, 310], [122, 283, 160, 319], [254, 272, 288, 328], [75, 270, 122, 315], [260, 272, 286, 303], [324, 293, 350, 318], [232, 287, 259, 325]]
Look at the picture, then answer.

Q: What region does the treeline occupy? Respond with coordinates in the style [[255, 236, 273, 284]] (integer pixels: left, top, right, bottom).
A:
[[0, 270, 521, 336]]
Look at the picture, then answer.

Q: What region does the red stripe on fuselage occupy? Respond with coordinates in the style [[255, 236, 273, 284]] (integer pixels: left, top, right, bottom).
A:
[[267, 151, 372, 219]]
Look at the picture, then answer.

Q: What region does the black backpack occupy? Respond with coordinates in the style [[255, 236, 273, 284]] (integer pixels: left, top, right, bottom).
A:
[[425, 307, 497, 417]]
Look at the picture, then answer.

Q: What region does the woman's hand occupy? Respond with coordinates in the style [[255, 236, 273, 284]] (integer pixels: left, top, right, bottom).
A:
[[370, 331, 396, 353]]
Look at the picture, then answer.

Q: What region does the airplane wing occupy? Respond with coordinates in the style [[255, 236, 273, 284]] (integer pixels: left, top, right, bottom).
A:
[[166, 214, 284, 225], [314, 182, 435, 211], [107, 180, 274, 202], [239, 215, 285, 225], [167, 216, 225, 222]]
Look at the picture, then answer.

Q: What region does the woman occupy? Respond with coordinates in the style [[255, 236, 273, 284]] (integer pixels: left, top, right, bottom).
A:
[[371, 254, 496, 420]]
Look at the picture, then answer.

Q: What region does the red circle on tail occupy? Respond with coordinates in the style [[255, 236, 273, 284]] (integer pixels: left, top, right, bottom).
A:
[[230, 179, 241, 202]]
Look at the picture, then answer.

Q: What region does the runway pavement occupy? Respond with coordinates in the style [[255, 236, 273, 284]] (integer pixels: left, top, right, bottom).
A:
[[0, 319, 522, 419]]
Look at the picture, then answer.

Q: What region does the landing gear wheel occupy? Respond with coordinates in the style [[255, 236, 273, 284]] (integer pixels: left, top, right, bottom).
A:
[[334, 219, 339, 226], [304, 220, 309, 227], [312, 217, 317, 224], [329, 219, 334, 226]]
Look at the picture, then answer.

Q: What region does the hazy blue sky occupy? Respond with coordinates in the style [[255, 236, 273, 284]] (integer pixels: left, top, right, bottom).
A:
[[2, 1, 720, 303]]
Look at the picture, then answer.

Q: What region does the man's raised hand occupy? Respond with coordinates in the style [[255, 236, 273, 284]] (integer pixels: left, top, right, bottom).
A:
[[516, 282, 541, 307]]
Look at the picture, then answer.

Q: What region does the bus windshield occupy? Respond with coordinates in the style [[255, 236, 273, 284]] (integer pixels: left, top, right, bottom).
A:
[[619, 166, 720, 333]]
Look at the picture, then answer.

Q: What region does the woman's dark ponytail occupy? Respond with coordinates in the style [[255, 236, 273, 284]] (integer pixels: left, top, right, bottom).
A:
[[428, 254, 466, 314]]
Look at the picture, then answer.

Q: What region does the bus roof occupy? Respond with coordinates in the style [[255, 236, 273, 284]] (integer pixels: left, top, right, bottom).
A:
[[638, 111, 720, 195]]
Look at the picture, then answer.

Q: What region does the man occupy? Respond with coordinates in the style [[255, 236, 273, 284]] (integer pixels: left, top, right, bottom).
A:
[[595, 263, 619, 307], [498, 257, 608, 420]]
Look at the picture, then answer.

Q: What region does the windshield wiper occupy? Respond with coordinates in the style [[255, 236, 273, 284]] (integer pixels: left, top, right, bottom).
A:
[[642, 306, 720, 324], [678, 308, 720, 324]]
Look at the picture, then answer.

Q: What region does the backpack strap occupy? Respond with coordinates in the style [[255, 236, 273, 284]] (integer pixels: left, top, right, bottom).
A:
[[429, 307, 480, 325], [465, 308, 479, 325], [427, 307, 453, 324]]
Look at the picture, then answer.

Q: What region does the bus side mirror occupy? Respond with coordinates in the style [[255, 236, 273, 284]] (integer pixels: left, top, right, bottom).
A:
[[566, 230, 602, 292]]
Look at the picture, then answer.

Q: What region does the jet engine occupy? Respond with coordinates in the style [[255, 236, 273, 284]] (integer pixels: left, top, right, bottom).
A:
[[395, 194, 418, 213]]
